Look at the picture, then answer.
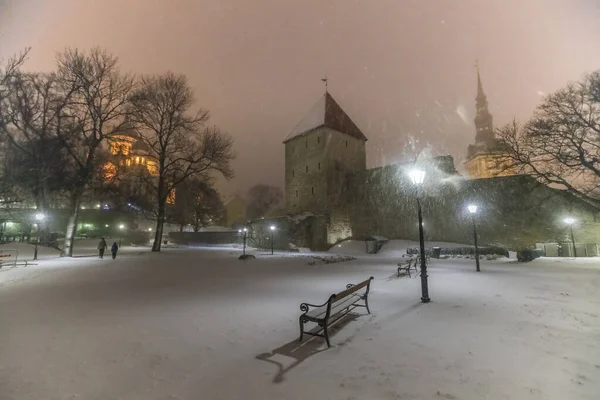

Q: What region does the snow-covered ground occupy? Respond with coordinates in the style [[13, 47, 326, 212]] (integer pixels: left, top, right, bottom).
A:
[[1, 245, 599, 400]]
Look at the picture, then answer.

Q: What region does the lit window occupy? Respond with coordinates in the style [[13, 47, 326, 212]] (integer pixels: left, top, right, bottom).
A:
[[166, 189, 176, 204]]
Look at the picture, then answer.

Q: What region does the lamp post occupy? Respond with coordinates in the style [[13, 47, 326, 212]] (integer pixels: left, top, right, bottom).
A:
[[118, 224, 125, 247], [408, 169, 430, 303], [564, 217, 577, 258], [270, 225, 276, 255], [467, 204, 481, 272], [33, 213, 45, 261], [239, 228, 248, 256]]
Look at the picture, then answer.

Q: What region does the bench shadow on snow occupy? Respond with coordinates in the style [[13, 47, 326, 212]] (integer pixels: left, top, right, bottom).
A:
[[256, 313, 360, 384]]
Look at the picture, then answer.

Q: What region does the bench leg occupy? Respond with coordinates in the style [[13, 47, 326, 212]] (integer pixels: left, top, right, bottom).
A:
[[298, 317, 305, 342], [365, 296, 371, 314], [323, 323, 331, 348]]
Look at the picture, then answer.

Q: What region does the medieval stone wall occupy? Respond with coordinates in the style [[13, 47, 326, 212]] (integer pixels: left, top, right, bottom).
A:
[[327, 164, 600, 250]]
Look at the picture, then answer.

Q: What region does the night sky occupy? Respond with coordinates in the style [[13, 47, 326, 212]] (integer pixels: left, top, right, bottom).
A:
[[2, 0, 600, 198]]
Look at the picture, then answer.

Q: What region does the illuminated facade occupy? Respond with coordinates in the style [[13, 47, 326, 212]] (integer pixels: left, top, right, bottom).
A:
[[104, 124, 174, 203], [105, 129, 158, 178]]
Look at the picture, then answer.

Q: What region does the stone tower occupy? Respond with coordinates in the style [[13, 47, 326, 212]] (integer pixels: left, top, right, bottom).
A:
[[464, 67, 514, 179], [284, 92, 367, 215]]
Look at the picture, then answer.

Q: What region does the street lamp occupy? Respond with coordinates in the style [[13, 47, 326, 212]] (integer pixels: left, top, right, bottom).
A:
[[270, 225, 276, 255], [564, 217, 577, 257], [33, 213, 45, 260], [240, 228, 248, 256], [467, 204, 481, 272], [118, 224, 125, 247], [408, 169, 430, 303]]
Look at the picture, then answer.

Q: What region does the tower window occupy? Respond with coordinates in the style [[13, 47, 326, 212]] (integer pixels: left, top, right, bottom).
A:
[[306, 165, 308, 173], [292, 169, 295, 177], [311, 187, 315, 195], [317, 137, 320, 144], [295, 190, 299, 198], [318, 162, 321, 170], [345, 140, 348, 148], [305, 140, 308, 148]]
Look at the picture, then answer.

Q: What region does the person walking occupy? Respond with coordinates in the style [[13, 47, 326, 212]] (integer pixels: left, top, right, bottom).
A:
[[97, 237, 107, 259], [111, 242, 119, 260]]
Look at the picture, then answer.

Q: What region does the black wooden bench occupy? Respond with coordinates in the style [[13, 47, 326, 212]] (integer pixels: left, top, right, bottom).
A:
[[397, 257, 413, 277], [397, 254, 430, 278], [298, 277, 374, 347]]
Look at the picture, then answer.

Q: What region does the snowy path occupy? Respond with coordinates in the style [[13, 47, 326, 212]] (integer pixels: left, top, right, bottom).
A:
[[1, 247, 599, 399]]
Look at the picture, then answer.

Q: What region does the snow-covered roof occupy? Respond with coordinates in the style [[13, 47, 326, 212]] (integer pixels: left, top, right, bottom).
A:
[[283, 92, 368, 143]]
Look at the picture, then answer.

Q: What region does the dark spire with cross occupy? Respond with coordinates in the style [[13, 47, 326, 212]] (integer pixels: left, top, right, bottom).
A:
[[473, 61, 494, 144]]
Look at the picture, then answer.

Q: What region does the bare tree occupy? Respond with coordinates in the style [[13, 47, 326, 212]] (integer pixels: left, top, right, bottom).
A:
[[0, 73, 73, 230], [166, 180, 225, 232], [0, 49, 30, 205], [55, 48, 135, 256], [190, 183, 225, 231], [129, 72, 234, 251], [497, 71, 600, 207], [246, 184, 283, 220]]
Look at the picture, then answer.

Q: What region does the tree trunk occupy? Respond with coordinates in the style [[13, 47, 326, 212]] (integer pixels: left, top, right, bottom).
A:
[[152, 201, 166, 252], [179, 224, 184, 233], [63, 185, 84, 257]]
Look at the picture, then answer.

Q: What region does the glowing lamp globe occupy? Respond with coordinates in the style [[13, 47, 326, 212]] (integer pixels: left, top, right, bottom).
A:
[[408, 169, 425, 185]]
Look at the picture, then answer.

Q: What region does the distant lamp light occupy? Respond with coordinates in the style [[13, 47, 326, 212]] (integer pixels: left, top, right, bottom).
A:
[[34, 213, 45, 221], [148, 228, 152, 232], [105, 224, 109, 228], [103, 204, 109, 210], [270, 225, 276, 231], [408, 169, 425, 185], [467, 204, 478, 214], [96, 204, 101, 209], [119, 224, 125, 230], [81, 205, 86, 210], [238, 229, 242, 233], [243, 228, 248, 232], [564, 217, 578, 257]]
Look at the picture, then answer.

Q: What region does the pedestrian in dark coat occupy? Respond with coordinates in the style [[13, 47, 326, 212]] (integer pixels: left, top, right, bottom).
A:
[[98, 238, 107, 259], [111, 242, 119, 260]]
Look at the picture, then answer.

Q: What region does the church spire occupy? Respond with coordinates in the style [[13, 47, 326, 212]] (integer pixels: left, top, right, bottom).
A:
[[476, 65, 487, 108], [473, 63, 494, 144]]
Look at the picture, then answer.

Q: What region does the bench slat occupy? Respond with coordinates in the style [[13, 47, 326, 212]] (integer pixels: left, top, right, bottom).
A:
[[306, 295, 360, 320], [333, 278, 372, 301]]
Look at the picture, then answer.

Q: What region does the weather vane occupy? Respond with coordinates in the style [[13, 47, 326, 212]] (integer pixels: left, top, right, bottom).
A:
[[321, 76, 328, 93]]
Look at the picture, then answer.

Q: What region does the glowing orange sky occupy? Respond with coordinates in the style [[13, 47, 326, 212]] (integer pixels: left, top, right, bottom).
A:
[[2, 0, 600, 197]]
